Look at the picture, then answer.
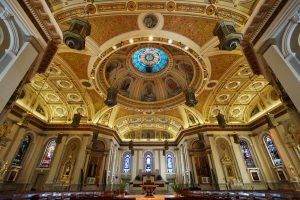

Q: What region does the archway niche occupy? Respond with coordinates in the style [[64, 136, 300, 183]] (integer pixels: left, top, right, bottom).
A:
[[85, 140, 106, 186]]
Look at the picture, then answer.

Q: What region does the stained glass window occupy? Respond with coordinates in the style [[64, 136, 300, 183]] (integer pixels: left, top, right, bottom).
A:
[[263, 135, 282, 166], [12, 135, 31, 166], [132, 48, 167, 73], [166, 152, 174, 173], [145, 152, 152, 172], [123, 152, 131, 173], [39, 139, 57, 168], [239, 140, 255, 168]]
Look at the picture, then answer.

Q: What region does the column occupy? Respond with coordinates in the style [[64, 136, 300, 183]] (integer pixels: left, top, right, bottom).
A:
[[4, 126, 26, 164], [18, 134, 44, 186], [249, 134, 276, 183], [160, 150, 166, 180], [191, 156, 198, 184], [263, 45, 300, 113], [179, 145, 186, 183], [275, 124, 300, 176], [208, 136, 225, 185], [0, 123, 20, 159], [72, 136, 89, 189], [131, 150, 137, 180], [269, 128, 295, 180], [45, 135, 67, 185], [229, 136, 251, 184]]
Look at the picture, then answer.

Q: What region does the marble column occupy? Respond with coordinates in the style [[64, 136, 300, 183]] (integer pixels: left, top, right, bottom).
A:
[[229, 135, 251, 184], [45, 135, 67, 185], [208, 136, 225, 185], [249, 134, 275, 183], [269, 128, 295, 180], [0, 123, 20, 159], [4, 126, 26, 165]]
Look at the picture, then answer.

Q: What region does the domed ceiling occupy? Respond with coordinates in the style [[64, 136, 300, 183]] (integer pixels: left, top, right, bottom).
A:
[[14, 0, 283, 142], [96, 43, 203, 110]]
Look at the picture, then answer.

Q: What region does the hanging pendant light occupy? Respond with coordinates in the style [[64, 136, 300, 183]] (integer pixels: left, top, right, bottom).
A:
[[185, 88, 198, 107], [63, 18, 91, 50], [104, 87, 118, 107], [129, 139, 134, 156], [213, 20, 242, 51], [216, 112, 226, 128]]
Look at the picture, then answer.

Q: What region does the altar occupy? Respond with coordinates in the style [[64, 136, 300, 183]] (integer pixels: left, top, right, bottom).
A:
[[131, 171, 167, 193], [141, 184, 159, 197]]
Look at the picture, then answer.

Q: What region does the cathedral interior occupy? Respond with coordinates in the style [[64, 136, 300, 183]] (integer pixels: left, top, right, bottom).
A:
[[1, 0, 300, 199]]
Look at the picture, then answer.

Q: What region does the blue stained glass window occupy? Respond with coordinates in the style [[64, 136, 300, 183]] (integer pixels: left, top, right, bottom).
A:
[[239, 140, 255, 168], [166, 152, 174, 173], [132, 48, 167, 73], [263, 135, 282, 166], [12, 135, 31, 166], [123, 152, 131, 173], [145, 153, 152, 172], [39, 139, 57, 168]]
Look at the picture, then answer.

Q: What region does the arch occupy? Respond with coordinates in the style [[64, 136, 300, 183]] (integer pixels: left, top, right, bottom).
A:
[[144, 151, 153, 172], [59, 138, 81, 184], [263, 134, 283, 166], [166, 151, 175, 173], [215, 137, 238, 180], [39, 139, 57, 168], [92, 140, 106, 151], [11, 135, 32, 166], [122, 151, 131, 173], [239, 139, 255, 168]]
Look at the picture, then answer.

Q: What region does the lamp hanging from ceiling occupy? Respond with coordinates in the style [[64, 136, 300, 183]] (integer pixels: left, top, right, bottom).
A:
[[129, 139, 134, 156], [185, 88, 198, 107], [105, 64, 118, 107], [184, 66, 198, 107], [71, 84, 89, 128], [216, 112, 226, 128], [211, 1, 242, 51], [63, 2, 93, 50]]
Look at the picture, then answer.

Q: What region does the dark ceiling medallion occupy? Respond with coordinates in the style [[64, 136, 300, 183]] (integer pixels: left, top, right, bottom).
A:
[[63, 18, 91, 50], [143, 14, 158, 29], [213, 20, 242, 51]]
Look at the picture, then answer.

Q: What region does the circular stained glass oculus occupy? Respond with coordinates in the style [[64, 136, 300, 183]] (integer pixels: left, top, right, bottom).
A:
[[132, 47, 167, 73]]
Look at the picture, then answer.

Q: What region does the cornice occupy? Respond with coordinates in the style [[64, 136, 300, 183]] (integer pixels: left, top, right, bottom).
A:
[[11, 104, 287, 146]]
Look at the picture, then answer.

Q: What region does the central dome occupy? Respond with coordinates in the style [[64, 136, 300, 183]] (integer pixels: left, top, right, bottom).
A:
[[132, 47, 167, 73], [96, 43, 204, 110]]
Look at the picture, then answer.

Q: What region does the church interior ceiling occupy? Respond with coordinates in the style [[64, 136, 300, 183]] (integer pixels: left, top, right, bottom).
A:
[[15, 0, 283, 141]]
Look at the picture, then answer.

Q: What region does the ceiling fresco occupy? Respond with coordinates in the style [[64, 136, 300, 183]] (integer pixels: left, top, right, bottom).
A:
[[15, 0, 284, 142]]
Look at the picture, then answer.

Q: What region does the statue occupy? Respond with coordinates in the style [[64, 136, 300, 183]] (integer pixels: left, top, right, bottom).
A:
[[142, 84, 156, 102]]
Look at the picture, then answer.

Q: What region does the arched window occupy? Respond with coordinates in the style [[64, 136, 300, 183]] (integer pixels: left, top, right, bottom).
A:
[[239, 140, 255, 168], [39, 139, 57, 168], [145, 152, 153, 172], [12, 135, 31, 166], [166, 152, 174, 173], [263, 135, 282, 166], [123, 152, 131, 173]]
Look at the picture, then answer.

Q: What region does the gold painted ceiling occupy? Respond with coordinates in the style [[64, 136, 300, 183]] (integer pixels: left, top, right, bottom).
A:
[[16, 0, 283, 142]]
